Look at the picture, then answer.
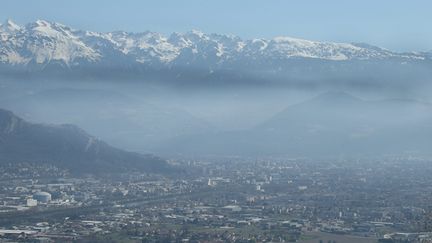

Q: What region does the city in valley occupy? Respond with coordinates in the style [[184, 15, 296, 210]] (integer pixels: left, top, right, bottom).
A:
[[1, 1, 432, 243], [1, 156, 432, 242]]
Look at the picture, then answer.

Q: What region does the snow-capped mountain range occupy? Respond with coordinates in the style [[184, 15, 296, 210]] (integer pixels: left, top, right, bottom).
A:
[[0, 19, 430, 73]]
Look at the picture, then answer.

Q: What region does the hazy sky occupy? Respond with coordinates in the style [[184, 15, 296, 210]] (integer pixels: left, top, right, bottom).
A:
[[1, 0, 431, 52]]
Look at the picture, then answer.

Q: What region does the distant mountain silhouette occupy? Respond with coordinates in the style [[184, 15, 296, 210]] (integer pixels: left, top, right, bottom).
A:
[[0, 109, 170, 174], [159, 92, 432, 157], [1, 88, 213, 152]]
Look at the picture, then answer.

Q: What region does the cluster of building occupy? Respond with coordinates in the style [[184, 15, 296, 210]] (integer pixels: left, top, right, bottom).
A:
[[1, 156, 432, 242]]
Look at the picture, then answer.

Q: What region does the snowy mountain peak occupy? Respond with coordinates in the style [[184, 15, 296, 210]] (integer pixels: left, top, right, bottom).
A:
[[28, 19, 73, 37], [189, 29, 206, 38], [1, 19, 22, 32], [0, 19, 100, 66], [273, 36, 315, 45], [0, 19, 430, 70], [34, 19, 51, 27]]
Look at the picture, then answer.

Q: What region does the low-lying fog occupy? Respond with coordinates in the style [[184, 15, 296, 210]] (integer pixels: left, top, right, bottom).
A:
[[1, 77, 431, 158]]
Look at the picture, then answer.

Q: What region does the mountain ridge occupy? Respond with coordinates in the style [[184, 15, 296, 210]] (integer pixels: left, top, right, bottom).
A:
[[156, 92, 432, 157], [0, 108, 171, 174], [0, 19, 429, 70]]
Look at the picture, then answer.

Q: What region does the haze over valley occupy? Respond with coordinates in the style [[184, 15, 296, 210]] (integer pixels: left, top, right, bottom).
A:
[[1, 2, 432, 241], [1, 19, 432, 160]]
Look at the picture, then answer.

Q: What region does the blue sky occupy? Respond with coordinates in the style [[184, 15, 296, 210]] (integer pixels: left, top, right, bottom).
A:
[[1, 0, 431, 52]]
